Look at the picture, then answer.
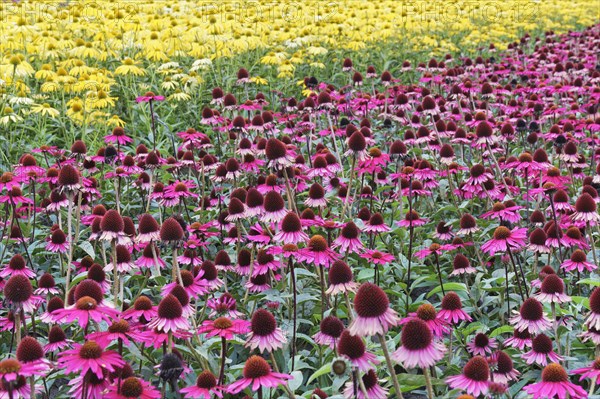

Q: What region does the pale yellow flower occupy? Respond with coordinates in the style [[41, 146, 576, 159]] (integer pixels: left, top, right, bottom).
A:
[[0, 107, 23, 126], [30, 103, 60, 118], [106, 114, 126, 128], [114, 58, 145, 76]]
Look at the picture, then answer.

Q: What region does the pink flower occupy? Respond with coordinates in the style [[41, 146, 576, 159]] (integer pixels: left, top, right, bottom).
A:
[[437, 292, 472, 324], [446, 356, 490, 397], [522, 334, 563, 366], [524, 363, 587, 399], [561, 249, 596, 272], [104, 127, 133, 145], [86, 319, 145, 348], [313, 316, 344, 348], [198, 317, 250, 340], [105, 377, 161, 399], [510, 298, 552, 334], [349, 283, 399, 337], [146, 294, 191, 333], [136, 92, 165, 103], [245, 309, 286, 353], [0, 358, 46, 383], [572, 358, 600, 382], [297, 235, 340, 267], [181, 370, 225, 399], [337, 330, 380, 371], [360, 249, 394, 265], [58, 340, 125, 379], [466, 333, 498, 356], [227, 355, 292, 394], [481, 226, 527, 255], [392, 319, 446, 368], [343, 369, 388, 399]]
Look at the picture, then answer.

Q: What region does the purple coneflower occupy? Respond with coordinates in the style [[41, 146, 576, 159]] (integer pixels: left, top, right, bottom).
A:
[[343, 369, 388, 399], [337, 330, 379, 371], [522, 333, 563, 366], [198, 316, 250, 340], [524, 363, 587, 399], [326, 260, 358, 295], [58, 340, 125, 379], [392, 318, 446, 368], [572, 357, 600, 383], [571, 193, 600, 225], [332, 221, 364, 254], [349, 283, 399, 337], [585, 288, 600, 330], [536, 274, 571, 303], [297, 235, 340, 267], [562, 249, 596, 272], [446, 356, 490, 397], [180, 370, 225, 399], [510, 297, 552, 334], [467, 332, 497, 356], [438, 292, 472, 324], [273, 212, 308, 244], [227, 355, 292, 394], [146, 294, 190, 333], [0, 254, 35, 278], [363, 212, 390, 233], [313, 316, 345, 348], [105, 376, 161, 399], [491, 350, 520, 384], [481, 226, 527, 255], [246, 309, 286, 352]]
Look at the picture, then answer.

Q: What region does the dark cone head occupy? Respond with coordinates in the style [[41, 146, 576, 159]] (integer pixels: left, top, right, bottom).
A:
[[243, 355, 271, 379], [401, 319, 433, 350], [353, 283, 389, 318], [320, 316, 344, 338], [4, 275, 32, 303], [100, 209, 124, 233], [463, 356, 490, 381], [251, 309, 277, 336], [328, 261, 353, 285], [337, 330, 365, 360], [58, 164, 80, 187], [157, 294, 183, 320], [519, 298, 544, 321], [160, 217, 184, 242], [16, 336, 44, 362]]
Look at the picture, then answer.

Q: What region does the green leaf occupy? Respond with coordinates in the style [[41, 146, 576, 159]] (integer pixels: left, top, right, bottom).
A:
[[307, 363, 331, 384], [396, 373, 445, 387], [571, 296, 590, 310], [289, 371, 303, 392], [461, 322, 484, 336], [490, 325, 514, 337], [79, 241, 95, 259], [427, 283, 467, 298], [577, 278, 600, 287]]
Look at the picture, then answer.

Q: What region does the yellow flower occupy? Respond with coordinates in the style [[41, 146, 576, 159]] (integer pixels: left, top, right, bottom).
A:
[[35, 64, 56, 80], [114, 58, 145, 76], [86, 89, 117, 109], [2, 54, 35, 77], [106, 114, 126, 128], [161, 78, 179, 91], [66, 99, 85, 124], [0, 107, 23, 126], [168, 90, 191, 102], [250, 76, 268, 86], [30, 103, 60, 118]]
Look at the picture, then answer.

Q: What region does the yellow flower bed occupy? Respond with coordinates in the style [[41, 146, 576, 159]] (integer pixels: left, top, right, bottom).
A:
[[0, 0, 596, 128]]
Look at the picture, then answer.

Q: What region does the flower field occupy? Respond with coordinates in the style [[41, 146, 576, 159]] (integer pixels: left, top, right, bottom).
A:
[[1, 1, 600, 398]]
